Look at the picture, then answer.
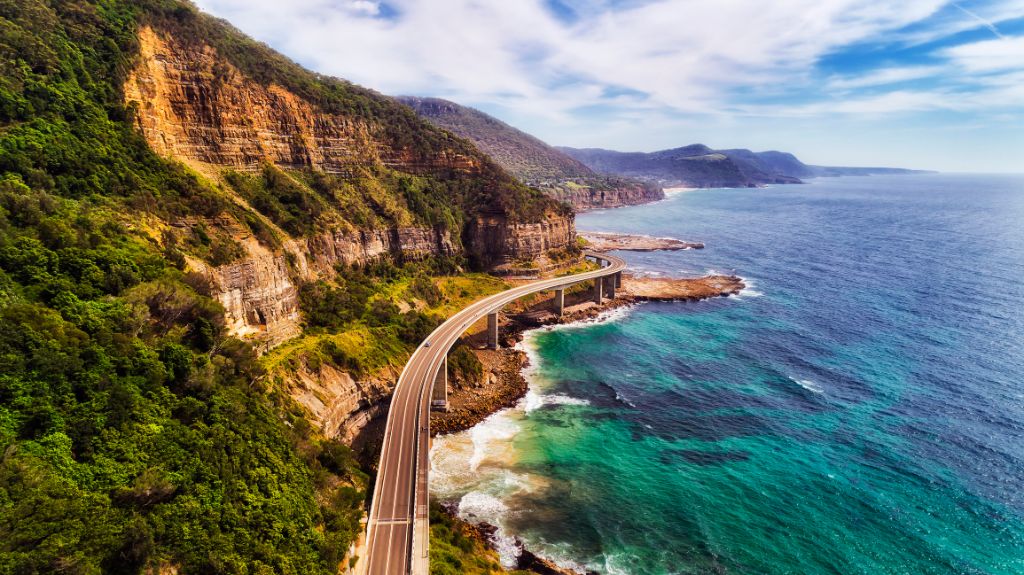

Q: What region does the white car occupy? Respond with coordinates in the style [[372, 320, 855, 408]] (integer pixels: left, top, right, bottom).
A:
[[424, 342, 431, 348]]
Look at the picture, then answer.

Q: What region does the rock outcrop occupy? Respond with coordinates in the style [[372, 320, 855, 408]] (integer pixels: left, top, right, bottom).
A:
[[300, 226, 456, 277], [289, 362, 396, 444], [541, 179, 663, 211], [195, 224, 458, 350], [466, 214, 575, 269], [581, 231, 703, 251]]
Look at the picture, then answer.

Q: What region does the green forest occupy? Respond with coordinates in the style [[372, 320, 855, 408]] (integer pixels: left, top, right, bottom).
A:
[[0, 0, 553, 572]]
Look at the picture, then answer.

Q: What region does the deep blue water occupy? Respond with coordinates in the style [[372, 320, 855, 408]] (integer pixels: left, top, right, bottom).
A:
[[432, 174, 1024, 574]]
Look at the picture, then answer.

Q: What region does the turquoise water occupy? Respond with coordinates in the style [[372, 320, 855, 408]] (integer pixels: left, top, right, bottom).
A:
[[431, 174, 1024, 574]]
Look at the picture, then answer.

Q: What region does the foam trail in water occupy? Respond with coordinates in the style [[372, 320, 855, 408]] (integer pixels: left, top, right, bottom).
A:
[[524, 392, 591, 413], [790, 376, 824, 394], [735, 275, 764, 298]]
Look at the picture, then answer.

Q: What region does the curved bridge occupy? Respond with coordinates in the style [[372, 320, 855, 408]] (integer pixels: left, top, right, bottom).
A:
[[362, 252, 626, 575]]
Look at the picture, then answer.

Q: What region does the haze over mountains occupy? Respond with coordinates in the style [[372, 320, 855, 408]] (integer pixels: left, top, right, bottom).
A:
[[398, 96, 663, 211], [399, 97, 928, 197], [560, 145, 931, 188]]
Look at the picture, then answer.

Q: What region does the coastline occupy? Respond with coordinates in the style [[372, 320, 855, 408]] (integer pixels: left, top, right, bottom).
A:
[[429, 272, 745, 574], [430, 273, 744, 437]]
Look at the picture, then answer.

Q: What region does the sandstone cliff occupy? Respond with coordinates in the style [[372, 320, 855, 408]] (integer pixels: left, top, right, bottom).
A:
[[125, 23, 574, 347], [125, 26, 479, 176], [121, 18, 577, 453]]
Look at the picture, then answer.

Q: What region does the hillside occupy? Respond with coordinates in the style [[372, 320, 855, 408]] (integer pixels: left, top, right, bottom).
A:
[[561, 145, 928, 187], [0, 1, 576, 573], [560, 145, 803, 187], [398, 96, 663, 210]]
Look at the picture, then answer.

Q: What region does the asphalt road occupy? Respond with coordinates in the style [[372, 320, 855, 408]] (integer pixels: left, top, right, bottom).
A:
[[362, 252, 626, 575]]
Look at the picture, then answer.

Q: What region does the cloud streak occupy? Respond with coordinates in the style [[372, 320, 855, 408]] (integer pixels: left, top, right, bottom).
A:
[[192, 0, 1024, 170]]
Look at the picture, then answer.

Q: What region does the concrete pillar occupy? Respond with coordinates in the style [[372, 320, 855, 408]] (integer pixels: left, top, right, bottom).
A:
[[553, 288, 565, 316], [615, 271, 622, 288], [431, 355, 448, 411], [487, 312, 499, 349], [606, 276, 616, 299], [593, 277, 603, 303]]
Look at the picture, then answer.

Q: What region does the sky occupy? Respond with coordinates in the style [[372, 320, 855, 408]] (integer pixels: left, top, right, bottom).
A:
[[191, 0, 1024, 172]]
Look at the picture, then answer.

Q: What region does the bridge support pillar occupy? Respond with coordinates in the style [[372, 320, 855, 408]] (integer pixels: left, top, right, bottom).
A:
[[431, 356, 448, 411], [553, 288, 565, 316], [615, 271, 622, 288], [593, 277, 604, 303], [487, 312, 499, 349], [606, 276, 616, 299]]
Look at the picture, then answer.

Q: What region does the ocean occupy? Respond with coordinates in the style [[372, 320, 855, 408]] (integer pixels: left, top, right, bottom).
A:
[[430, 173, 1024, 574]]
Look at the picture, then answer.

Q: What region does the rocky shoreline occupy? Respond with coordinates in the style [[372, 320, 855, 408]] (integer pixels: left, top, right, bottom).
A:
[[428, 271, 744, 574], [580, 231, 704, 251]]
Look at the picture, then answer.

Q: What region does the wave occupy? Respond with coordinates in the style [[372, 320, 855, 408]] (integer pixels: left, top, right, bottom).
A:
[[734, 275, 764, 298], [516, 304, 636, 384], [614, 390, 637, 408], [455, 492, 521, 567], [789, 376, 824, 394], [662, 186, 701, 197], [468, 411, 521, 471], [524, 391, 591, 413]]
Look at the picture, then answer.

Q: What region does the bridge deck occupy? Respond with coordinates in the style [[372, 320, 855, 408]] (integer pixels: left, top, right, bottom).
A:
[[362, 252, 626, 575]]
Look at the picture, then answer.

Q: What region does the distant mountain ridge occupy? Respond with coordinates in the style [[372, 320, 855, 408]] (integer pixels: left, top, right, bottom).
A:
[[398, 96, 664, 210], [559, 145, 930, 188]]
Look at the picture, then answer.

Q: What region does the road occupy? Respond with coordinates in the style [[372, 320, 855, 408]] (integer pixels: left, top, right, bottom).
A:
[[361, 252, 626, 575]]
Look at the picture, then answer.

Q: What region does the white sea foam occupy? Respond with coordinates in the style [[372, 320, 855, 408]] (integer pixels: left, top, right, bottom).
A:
[[524, 391, 591, 413], [490, 529, 523, 568], [614, 391, 637, 408], [468, 411, 521, 471], [458, 490, 508, 520], [431, 304, 642, 572], [735, 275, 764, 298], [790, 377, 824, 394], [663, 186, 700, 196]]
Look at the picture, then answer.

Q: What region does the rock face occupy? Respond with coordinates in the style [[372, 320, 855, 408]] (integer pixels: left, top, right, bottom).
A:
[[300, 226, 456, 277], [465, 215, 575, 269], [125, 26, 479, 175], [196, 224, 457, 350], [542, 180, 663, 211], [209, 248, 302, 350], [289, 362, 395, 444]]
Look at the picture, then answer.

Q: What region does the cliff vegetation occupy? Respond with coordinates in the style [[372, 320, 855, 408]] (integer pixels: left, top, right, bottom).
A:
[[0, 0, 564, 572]]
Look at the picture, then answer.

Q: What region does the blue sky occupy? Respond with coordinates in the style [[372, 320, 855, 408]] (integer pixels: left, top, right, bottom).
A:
[[193, 0, 1024, 171]]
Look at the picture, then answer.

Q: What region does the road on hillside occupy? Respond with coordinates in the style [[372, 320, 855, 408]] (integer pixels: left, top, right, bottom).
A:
[[362, 252, 626, 575]]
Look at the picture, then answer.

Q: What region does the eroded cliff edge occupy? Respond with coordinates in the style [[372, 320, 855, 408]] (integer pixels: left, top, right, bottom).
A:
[[123, 22, 576, 444]]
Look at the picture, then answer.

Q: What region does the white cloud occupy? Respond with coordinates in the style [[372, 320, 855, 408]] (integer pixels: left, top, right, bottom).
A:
[[193, 0, 950, 116], [942, 35, 1024, 72], [189, 0, 1024, 170], [827, 65, 947, 90], [894, 0, 1024, 44]]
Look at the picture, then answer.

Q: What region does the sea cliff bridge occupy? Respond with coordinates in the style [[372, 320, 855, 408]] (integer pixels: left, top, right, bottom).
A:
[[361, 252, 627, 575]]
